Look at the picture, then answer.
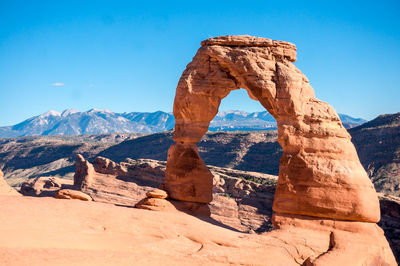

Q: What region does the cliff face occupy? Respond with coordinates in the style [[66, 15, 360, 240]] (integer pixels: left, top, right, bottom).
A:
[[349, 113, 400, 196]]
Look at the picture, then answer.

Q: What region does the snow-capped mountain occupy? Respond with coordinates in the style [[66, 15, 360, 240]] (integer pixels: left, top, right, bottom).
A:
[[210, 110, 276, 131], [0, 109, 366, 137]]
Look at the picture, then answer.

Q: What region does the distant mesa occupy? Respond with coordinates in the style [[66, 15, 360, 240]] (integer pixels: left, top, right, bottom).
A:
[[0, 108, 365, 138]]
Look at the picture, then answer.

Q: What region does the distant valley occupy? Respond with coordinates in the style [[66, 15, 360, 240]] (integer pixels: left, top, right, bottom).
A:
[[0, 109, 366, 137]]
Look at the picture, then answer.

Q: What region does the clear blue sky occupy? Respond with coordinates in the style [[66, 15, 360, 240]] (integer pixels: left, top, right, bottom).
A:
[[0, 0, 399, 126]]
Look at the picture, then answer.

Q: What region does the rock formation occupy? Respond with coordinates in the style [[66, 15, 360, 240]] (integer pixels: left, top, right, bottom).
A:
[[0, 169, 21, 196], [163, 35, 396, 264], [1, 191, 397, 265], [20, 176, 64, 197], [55, 189, 92, 201], [165, 35, 379, 222], [72, 155, 165, 206], [72, 154, 277, 232]]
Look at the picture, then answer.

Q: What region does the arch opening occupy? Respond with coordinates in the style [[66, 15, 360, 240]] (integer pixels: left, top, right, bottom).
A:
[[164, 35, 380, 223]]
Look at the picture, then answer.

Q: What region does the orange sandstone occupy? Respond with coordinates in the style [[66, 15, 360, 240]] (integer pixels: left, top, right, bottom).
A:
[[165, 35, 380, 223]]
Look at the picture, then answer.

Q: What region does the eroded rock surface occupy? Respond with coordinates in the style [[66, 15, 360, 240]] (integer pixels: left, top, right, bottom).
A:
[[55, 189, 92, 201], [0, 169, 20, 196], [0, 195, 396, 266], [166, 35, 379, 223], [19, 154, 400, 260], [20, 176, 64, 197], [73, 154, 277, 232], [162, 35, 395, 264]]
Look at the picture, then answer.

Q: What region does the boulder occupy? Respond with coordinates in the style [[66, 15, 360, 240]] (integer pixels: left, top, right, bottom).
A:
[[55, 189, 92, 201], [146, 188, 168, 199]]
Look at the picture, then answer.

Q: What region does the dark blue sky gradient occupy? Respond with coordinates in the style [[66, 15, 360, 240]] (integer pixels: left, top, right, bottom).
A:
[[0, 0, 399, 126]]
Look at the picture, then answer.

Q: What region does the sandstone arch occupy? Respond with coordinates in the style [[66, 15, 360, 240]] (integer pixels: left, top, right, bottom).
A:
[[164, 35, 379, 223]]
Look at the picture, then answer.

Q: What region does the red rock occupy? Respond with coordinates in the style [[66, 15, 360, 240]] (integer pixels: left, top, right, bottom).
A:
[[73, 156, 164, 207], [135, 197, 177, 212], [0, 169, 20, 196], [0, 196, 396, 265], [165, 35, 380, 223], [55, 189, 92, 201], [272, 213, 396, 265], [158, 35, 396, 264], [146, 188, 168, 199], [74, 154, 94, 189], [20, 176, 64, 197], [164, 143, 213, 203]]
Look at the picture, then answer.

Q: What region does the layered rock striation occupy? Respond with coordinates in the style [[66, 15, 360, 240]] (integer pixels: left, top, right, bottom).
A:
[[163, 35, 395, 264], [165, 35, 379, 222]]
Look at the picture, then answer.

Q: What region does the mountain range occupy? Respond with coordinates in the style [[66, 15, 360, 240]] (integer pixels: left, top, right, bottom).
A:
[[0, 109, 366, 137]]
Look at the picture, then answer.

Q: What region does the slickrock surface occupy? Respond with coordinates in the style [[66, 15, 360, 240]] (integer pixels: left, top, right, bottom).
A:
[[0, 195, 396, 266], [166, 35, 379, 223], [0, 169, 20, 196]]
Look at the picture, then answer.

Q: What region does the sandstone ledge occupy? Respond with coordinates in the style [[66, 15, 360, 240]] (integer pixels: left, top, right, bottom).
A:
[[0, 195, 396, 265]]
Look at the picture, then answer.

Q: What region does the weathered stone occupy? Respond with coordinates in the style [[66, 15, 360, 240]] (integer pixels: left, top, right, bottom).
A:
[[1, 195, 395, 265], [0, 169, 21, 196], [146, 188, 168, 199], [159, 35, 395, 264], [73, 156, 161, 207], [74, 154, 94, 189], [272, 213, 396, 266], [164, 143, 213, 203], [55, 189, 92, 201], [165, 35, 380, 223], [20, 176, 63, 197], [135, 197, 177, 212]]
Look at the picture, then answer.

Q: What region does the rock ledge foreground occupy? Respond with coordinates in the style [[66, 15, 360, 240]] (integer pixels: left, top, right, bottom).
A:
[[0, 195, 396, 266]]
